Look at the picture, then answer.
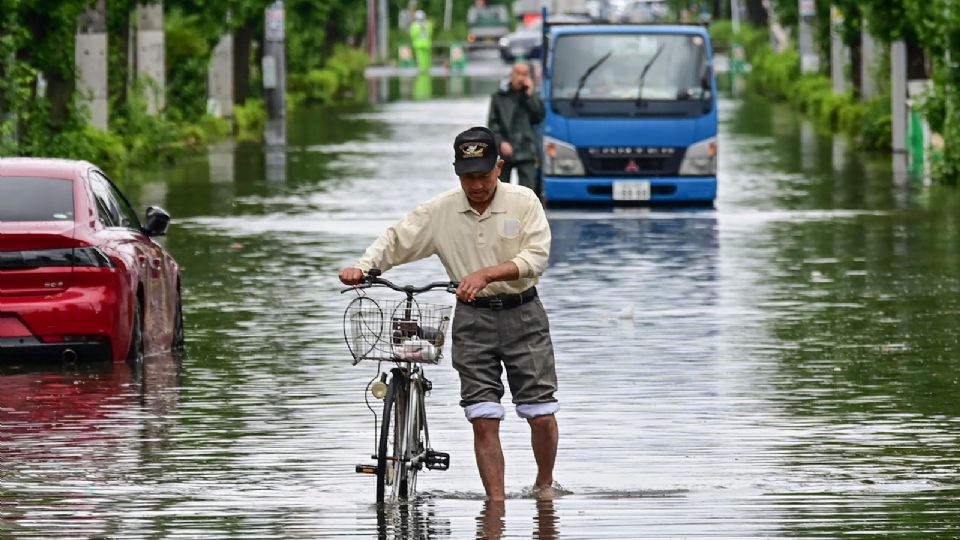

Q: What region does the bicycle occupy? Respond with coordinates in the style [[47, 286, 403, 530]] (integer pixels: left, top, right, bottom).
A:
[[341, 269, 458, 503]]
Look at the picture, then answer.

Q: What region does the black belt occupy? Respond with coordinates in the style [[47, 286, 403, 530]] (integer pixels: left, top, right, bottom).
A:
[[462, 287, 537, 310]]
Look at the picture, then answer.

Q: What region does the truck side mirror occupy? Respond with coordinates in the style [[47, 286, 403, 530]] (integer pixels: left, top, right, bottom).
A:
[[700, 64, 713, 92]]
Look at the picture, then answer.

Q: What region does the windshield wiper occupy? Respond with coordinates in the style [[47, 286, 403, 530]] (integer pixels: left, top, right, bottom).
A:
[[571, 50, 613, 108], [635, 43, 666, 107]]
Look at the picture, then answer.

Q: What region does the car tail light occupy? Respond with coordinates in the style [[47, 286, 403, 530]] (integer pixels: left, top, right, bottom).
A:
[[0, 247, 115, 269], [71, 247, 116, 268]]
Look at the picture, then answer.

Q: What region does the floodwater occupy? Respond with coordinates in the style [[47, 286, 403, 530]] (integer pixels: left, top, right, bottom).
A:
[[2, 77, 960, 538]]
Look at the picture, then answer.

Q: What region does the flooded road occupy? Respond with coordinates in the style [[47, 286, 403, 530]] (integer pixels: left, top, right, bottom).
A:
[[3, 82, 960, 538]]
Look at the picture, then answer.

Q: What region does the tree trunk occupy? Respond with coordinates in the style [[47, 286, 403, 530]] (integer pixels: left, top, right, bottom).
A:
[[233, 19, 254, 105], [744, 0, 768, 27], [45, 71, 75, 127], [14, 47, 35, 150], [905, 35, 928, 79], [323, 14, 342, 61], [850, 41, 862, 97], [108, 8, 131, 113]]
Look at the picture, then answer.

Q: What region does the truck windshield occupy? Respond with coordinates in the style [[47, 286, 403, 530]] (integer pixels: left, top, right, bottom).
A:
[[468, 5, 508, 27], [551, 33, 710, 114]]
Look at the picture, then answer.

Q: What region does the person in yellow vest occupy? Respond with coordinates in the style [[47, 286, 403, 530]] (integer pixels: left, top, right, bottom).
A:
[[410, 9, 433, 73]]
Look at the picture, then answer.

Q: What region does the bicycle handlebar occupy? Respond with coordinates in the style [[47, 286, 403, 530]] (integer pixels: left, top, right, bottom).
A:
[[340, 268, 459, 296]]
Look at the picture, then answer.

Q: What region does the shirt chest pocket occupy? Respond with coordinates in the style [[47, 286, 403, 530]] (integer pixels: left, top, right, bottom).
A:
[[496, 217, 522, 254], [499, 217, 521, 239]]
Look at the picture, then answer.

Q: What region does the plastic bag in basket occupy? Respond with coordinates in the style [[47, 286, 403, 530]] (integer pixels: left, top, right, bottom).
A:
[[396, 336, 439, 362]]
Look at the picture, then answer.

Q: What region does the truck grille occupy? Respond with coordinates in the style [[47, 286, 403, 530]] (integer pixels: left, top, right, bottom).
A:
[[580, 147, 685, 177]]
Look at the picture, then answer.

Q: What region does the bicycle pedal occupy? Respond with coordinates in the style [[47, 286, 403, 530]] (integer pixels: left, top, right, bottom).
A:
[[355, 464, 378, 475], [424, 451, 450, 471]]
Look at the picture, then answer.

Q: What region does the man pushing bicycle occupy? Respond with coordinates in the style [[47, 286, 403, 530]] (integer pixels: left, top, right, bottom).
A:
[[338, 126, 560, 501]]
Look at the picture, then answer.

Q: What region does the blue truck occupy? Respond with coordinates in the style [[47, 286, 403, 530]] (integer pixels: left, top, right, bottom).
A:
[[538, 17, 718, 205]]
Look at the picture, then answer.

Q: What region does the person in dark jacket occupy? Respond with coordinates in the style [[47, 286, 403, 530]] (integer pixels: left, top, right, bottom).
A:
[[487, 62, 545, 193]]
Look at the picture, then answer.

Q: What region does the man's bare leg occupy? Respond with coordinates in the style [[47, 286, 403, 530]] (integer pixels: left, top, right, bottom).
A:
[[528, 414, 558, 493], [473, 418, 506, 501]]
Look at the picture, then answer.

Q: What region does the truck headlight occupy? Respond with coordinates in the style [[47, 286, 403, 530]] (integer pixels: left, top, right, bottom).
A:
[[543, 136, 584, 176], [678, 137, 717, 176]]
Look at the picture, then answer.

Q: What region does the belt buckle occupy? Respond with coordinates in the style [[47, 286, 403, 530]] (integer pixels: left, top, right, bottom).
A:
[[489, 297, 504, 310]]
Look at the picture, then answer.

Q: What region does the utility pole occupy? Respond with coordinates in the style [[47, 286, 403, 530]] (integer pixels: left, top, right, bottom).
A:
[[208, 28, 234, 118], [861, 20, 879, 100], [829, 5, 846, 93], [136, 2, 165, 114], [798, 0, 819, 73], [76, 0, 109, 130], [891, 40, 908, 153], [378, 0, 389, 63], [263, 1, 287, 182], [367, 0, 377, 62], [263, 1, 286, 121]]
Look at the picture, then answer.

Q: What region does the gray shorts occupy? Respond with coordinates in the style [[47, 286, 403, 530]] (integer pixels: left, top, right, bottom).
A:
[[451, 297, 558, 418]]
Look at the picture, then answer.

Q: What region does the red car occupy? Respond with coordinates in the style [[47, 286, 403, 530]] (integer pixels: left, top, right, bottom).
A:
[[0, 158, 183, 363]]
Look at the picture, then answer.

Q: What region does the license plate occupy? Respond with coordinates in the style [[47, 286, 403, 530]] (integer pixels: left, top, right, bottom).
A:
[[612, 181, 651, 201], [511, 47, 526, 56]]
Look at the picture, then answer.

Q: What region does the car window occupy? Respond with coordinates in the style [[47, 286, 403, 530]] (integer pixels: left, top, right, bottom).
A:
[[0, 177, 75, 221], [88, 173, 122, 228], [95, 171, 142, 230]]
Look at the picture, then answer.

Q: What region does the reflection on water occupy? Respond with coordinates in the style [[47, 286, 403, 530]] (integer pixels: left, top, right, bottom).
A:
[[264, 118, 287, 183], [473, 499, 558, 540], [0, 354, 182, 537], [3, 84, 960, 537]]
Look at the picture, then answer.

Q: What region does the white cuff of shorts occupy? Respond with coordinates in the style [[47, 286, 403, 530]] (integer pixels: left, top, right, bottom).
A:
[[516, 402, 559, 419], [465, 402, 505, 421]]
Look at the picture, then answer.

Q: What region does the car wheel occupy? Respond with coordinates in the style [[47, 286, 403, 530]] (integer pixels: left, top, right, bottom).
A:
[[127, 298, 144, 366], [173, 291, 185, 353]]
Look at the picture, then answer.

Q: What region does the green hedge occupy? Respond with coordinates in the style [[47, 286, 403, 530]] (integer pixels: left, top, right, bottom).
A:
[[288, 46, 368, 107], [728, 24, 892, 152]]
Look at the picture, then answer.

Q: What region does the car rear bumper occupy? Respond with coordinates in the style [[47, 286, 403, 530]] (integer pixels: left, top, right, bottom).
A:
[[1, 285, 126, 361], [0, 337, 112, 362], [543, 175, 717, 204]]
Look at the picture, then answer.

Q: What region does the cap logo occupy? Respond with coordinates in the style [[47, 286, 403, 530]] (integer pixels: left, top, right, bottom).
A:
[[460, 142, 487, 158]]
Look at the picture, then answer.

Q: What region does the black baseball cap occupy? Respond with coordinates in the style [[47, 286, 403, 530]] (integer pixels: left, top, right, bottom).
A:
[[453, 126, 499, 175]]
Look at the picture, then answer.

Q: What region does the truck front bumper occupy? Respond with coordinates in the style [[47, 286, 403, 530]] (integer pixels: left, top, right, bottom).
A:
[[543, 176, 717, 205]]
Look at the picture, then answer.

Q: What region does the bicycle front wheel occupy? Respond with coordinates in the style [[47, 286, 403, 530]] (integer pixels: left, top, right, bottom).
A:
[[403, 378, 428, 499], [376, 374, 400, 504]]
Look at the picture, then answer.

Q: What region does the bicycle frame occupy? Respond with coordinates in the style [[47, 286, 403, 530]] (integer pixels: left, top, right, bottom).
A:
[[345, 269, 455, 503]]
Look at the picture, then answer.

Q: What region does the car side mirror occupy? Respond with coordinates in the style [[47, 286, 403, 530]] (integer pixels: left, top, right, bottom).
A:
[[144, 206, 171, 236]]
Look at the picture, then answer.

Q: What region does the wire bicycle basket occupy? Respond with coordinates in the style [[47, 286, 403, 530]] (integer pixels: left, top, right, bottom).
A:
[[343, 296, 453, 365]]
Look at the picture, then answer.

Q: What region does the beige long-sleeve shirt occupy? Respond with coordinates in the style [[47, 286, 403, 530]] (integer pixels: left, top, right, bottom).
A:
[[356, 183, 550, 296]]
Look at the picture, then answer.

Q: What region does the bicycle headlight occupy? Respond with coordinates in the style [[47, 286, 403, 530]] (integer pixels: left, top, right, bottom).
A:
[[678, 136, 717, 176], [371, 380, 388, 399], [543, 136, 585, 176]]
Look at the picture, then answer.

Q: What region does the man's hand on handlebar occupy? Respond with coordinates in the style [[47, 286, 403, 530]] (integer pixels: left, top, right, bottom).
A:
[[339, 267, 364, 285]]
